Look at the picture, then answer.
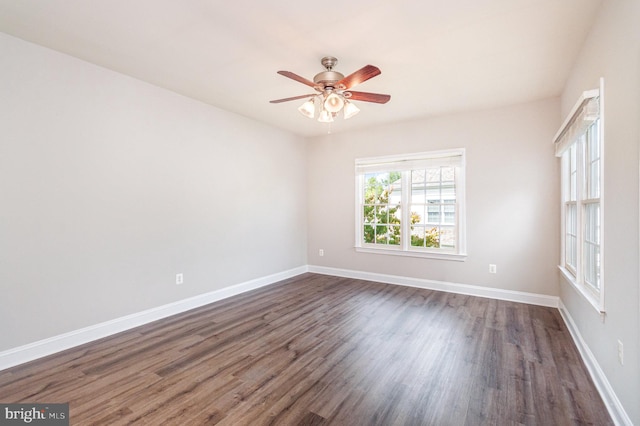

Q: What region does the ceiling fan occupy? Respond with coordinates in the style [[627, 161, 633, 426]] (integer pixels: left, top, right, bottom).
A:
[[270, 56, 391, 122]]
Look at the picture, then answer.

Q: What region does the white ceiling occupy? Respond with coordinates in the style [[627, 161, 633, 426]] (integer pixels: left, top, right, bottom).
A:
[[0, 0, 602, 137]]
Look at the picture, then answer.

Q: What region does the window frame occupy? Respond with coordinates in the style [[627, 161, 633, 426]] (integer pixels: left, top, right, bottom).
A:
[[354, 149, 467, 261], [555, 81, 605, 313]]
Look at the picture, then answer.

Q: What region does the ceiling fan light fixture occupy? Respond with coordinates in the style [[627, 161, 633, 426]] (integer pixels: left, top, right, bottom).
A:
[[343, 101, 360, 119], [297, 98, 315, 118], [324, 92, 344, 113], [318, 109, 333, 123], [271, 56, 390, 124]]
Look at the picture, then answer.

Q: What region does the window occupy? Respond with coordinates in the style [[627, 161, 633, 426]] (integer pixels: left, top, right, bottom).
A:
[[554, 84, 603, 312], [355, 149, 466, 260]]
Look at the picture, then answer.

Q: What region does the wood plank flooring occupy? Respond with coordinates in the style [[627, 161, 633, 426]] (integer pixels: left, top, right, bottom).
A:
[[0, 273, 613, 425]]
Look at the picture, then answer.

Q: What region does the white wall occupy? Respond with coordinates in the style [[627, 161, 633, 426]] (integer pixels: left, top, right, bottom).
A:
[[559, 1, 640, 423], [307, 98, 560, 297], [0, 33, 308, 351]]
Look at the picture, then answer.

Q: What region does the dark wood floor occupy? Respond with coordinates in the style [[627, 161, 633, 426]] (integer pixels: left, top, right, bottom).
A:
[[0, 273, 612, 425]]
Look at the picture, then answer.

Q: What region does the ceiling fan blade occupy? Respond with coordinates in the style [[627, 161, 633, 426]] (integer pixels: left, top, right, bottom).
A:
[[347, 91, 391, 104], [269, 94, 316, 104], [336, 65, 381, 89], [277, 71, 317, 88]]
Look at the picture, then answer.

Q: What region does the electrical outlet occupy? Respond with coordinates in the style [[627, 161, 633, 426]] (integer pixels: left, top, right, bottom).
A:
[[618, 340, 624, 365], [176, 273, 184, 285], [319, 249, 324, 257], [489, 264, 497, 274]]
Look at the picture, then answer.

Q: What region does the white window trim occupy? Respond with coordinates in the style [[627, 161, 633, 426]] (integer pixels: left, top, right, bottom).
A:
[[354, 149, 467, 261], [354, 246, 467, 261], [555, 78, 605, 313]]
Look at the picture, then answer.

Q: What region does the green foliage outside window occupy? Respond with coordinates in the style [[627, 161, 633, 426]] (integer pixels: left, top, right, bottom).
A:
[[410, 224, 440, 248]]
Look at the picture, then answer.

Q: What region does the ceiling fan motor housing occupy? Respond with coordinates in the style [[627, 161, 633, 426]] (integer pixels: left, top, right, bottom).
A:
[[314, 56, 344, 88], [313, 71, 344, 88]]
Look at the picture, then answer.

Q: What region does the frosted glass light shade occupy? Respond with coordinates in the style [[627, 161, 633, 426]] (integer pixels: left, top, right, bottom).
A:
[[318, 109, 333, 123], [324, 93, 344, 113], [298, 99, 315, 118], [343, 101, 360, 119]]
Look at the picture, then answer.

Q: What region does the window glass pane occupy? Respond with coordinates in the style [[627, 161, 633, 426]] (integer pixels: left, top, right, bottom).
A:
[[586, 207, 598, 239], [412, 169, 425, 184], [364, 173, 381, 203], [567, 204, 577, 234], [588, 161, 600, 199], [567, 236, 576, 270], [426, 184, 440, 202], [389, 189, 402, 205], [426, 227, 440, 248], [441, 166, 455, 182], [375, 224, 387, 244], [584, 245, 600, 290], [426, 168, 440, 183], [589, 120, 600, 162], [439, 227, 455, 248], [411, 187, 425, 204], [442, 185, 456, 203], [410, 226, 425, 247], [410, 205, 426, 225], [565, 203, 577, 270], [583, 203, 600, 290], [562, 150, 570, 201], [363, 225, 375, 243], [379, 207, 389, 224], [392, 206, 402, 223], [444, 205, 456, 224], [388, 225, 401, 245], [585, 120, 601, 199], [410, 226, 440, 248], [569, 145, 577, 201], [363, 206, 374, 223], [583, 243, 599, 290], [427, 205, 440, 223]]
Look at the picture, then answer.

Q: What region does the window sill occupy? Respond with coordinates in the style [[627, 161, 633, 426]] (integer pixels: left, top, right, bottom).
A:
[[558, 265, 605, 314], [355, 246, 467, 261]]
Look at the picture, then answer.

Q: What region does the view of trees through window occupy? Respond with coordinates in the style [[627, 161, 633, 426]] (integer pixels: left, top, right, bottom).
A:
[[363, 171, 403, 245]]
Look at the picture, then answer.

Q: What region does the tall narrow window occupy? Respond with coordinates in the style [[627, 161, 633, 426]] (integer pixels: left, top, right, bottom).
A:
[[554, 83, 603, 312], [355, 149, 466, 260]]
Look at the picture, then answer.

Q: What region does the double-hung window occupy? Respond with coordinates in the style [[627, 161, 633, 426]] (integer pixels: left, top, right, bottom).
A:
[[554, 84, 604, 312], [355, 149, 466, 260]]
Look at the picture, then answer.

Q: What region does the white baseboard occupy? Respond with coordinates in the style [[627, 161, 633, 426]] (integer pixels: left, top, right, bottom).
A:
[[0, 265, 308, 372], [558, 301, 632, 426], [308, 265, 559, 308]]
